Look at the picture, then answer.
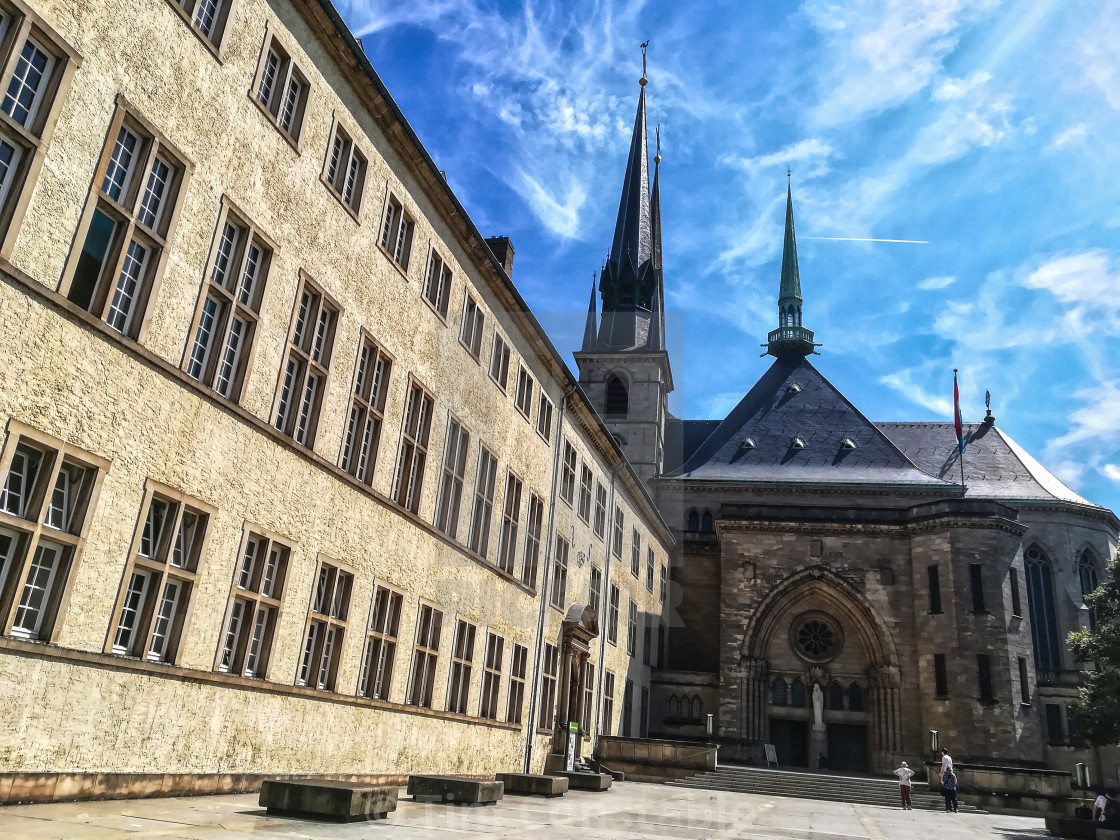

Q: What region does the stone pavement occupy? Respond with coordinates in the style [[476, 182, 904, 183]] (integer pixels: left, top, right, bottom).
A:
[[0, 781, 1051, 839]]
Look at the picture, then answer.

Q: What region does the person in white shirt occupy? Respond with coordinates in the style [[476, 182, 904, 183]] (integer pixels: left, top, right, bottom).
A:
[[894, 761, 915, 809], [1093, 789, 1108, 822], [939, 749, 953, 782]]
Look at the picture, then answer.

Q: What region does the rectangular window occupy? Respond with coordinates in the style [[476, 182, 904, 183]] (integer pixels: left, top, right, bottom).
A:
[[1045, 703, 1063, 744], [515, 366, 534, 419], [646, 546, 655, 592], [970, 563, 985, 613], [478, 631, 503, 720], [927, 565, 942, 614], [467, 445, 498, 558], [339, 333, 392, 485], [1010, 566, 1022, 617], [601, 671, 615, 735], [459, 293, 484, 359], [538, 642, 559, 730], [170, 0, 233, 50], [640, 686, 649, 737], [550, 535, 568, 610], [407, 603, 443, 708], [593, 482, 607, 538], [589, 565, 602, 624], [521, 492, 543, 588], [434, 417, 469, 538], [296, 558, 352, 691], [322, 120, 366, 213], [378, 192, 415, 270], [185, 204, 272, 402], [216, 529, 289, 678], [630, 527, 641, 576], [1018, 656, 1030, 705], [110, 484, 209, 663], [622, 679, 634, 736], [358, 584, 402, 700], [63, 107, 189, 339], [273, 274, 338, 447], [581, 660, 594, 732], [977, 653, 994, 702], [659, 563, 666, 604], [642, 622, 651, 666], [613, 507, 624, 558], [577, 463, 593, 522], [627, 598, 637, 655], [0, 428, 105, 641], [393, 380, 434, 514], [607, 584, 620, 645], [447, 619, 476, 715], [560, 441, 576, 505], [422, 248, 453, 318], [934, 653, 948, 698], [496, 471, 522, 574], [253, 34, 308, 143], [506, 642, 527, 723], [488, 331, 511, 391], [536, 392, 553, 441]]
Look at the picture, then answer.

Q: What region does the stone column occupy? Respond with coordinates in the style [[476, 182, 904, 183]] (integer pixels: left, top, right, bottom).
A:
[[870, 664, 901, 766], [742, 657, 769, 743]]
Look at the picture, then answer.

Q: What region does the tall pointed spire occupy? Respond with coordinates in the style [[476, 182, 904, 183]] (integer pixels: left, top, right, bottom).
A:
[[648, 123, 665, 351], [779, 175, 802, 306], [607, 85, 651, 271], [581, 276, 598, 351], [766, 175, 818, 358]]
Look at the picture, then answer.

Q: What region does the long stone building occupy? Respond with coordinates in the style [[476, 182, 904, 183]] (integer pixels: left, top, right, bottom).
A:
[[0, 0, 673, 801]]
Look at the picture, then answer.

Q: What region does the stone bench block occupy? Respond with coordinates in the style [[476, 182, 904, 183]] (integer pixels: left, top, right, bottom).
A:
[[1099, 830, 1120, 840], [259, 779, 398, 821], [557, 771, 612, 791], [1044, 816, 1097, 839], [407, 774, 503, 805], [494, 773, 568, 797]]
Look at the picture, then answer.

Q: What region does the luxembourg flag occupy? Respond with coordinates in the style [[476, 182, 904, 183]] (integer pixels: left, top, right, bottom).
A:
[[953, 369, 965, 453]]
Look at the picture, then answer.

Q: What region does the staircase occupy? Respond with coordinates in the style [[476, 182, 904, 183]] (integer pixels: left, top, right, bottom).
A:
[[667, 765, 984, 812]]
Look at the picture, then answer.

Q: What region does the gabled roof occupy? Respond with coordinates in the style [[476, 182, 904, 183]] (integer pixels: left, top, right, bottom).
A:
[[665, 357, 953, 486]]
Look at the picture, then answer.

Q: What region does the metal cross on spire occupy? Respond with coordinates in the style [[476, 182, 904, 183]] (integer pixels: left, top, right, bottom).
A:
[[640, 40, 650, 83]]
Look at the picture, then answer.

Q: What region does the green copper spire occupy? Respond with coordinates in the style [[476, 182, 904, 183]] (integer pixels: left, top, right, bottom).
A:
[[778, 179, 802, 306], [766, 176, 818, 358]]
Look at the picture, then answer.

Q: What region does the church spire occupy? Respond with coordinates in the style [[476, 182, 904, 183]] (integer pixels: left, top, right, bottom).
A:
[[766, 175, 818, 358], [581, 276, 598, 351], [648, 123, 665, 351], [779, 175, 801, 307], [606, 81, 651, 272]]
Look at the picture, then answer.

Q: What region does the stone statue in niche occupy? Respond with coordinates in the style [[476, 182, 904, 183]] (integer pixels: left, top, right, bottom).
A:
[[812, 683, 824, 727]]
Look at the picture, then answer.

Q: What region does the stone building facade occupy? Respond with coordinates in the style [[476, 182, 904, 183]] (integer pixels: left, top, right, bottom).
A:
[[0, 0, 672, 802]]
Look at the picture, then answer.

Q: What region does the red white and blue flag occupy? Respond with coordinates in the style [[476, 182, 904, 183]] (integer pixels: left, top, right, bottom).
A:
[[953, 370, 965, 453]]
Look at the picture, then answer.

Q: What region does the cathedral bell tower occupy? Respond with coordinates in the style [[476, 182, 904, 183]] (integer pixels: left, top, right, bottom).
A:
[[765, 177, 820, 359], [574, 49, 673, 483]]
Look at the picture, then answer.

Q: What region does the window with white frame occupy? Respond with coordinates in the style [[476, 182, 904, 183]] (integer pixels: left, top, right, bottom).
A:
[[447, 618, 476, 715], [253, 34, 309, 143], [506, 642, 527, 723], [577, 463, 593, 522], [423, 248, 453, 318], [601, 670, 615, 735], [467, 445, 498, 557], [478, 631, 503, 720], [560, 441, 576, 505], [109, 484, 210, 663], [0, 426, 105, 642], [521, 492, 543, 588], [170, 0, 233, 50], [185, 204, 272, 402], [631, 528, 641, 577], [536, 392, 553, 441], [460, 292, 484, 359], [407, 602, 442, 708], [323, 119, 366, 213], [339, 333, 391, 486], [392, 380, 433, 514], [63, 105, 189, 339], [589, 564, 602, 624], [550, 535, 568, 610], [581, 660, 594, 732], [514, 366, 534, 419], [296, 558, 352, 691], [496, 470, 522, 574], [488, 331, 511, 391], [216, 530, 289, 678], [627, 597, 637, 655], [358, 584, 403, 701], [659, 562, 666, 604], [274, 273, 339, 447], [538, 642, 559, 729], [378, 191, 414, 270], [434, 417, 469, 538], [593, 482, 607, 539], [607, 584, 620, 645], [646, 545, 655, 592], [612, 506, 624, 558]]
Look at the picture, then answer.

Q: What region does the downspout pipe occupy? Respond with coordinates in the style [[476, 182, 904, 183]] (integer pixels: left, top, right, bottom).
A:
[[591, 464, 621, 759]]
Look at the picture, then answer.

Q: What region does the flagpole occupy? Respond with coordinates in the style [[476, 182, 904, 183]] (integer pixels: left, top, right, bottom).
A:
[[954, 369, 966, 491]]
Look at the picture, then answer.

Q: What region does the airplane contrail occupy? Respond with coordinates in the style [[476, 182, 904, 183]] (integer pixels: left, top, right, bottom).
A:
[[801, 236, 930, 244]]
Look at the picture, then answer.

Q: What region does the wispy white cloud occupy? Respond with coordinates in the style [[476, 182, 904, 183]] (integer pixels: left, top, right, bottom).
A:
[[918, 275, 956, 290], [879, 369, 953, 416], [1079, 5, 1120, 110], [720, 138, 837, 180], [1102, 464, 1120, 483], [933, 70, 992, 101], [1045, 123, 1088, 152]]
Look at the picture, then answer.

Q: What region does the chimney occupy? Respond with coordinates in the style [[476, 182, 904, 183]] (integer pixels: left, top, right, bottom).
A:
[[485, 236, 515, 278]]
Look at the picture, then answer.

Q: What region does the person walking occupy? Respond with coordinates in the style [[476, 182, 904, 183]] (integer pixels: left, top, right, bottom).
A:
[[941, 767, 959, 813], [939, 748, 953, 782], [894, 761, 915, 809]]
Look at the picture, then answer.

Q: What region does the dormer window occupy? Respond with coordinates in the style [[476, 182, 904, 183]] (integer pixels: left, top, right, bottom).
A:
[[741, 436, 755, 449], [791, 436, 806, 450], [787, 383, 802, 394], [840, 438, 856, 450]]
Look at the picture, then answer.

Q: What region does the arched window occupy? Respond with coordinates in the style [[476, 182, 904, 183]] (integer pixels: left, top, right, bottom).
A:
[[791, 678, 806, 708], [701, 511, 714, 532], [605, 375, 628, 418], [692, 695, 703, 724], [1079, 551, 1099, 631], [681, 696, 692, 721], [828, 680, 844, 710], [669, 695, 679, 719], [848, 682, 863, 712], [771, 678, 787, 706], [687, 511, 699, 531], [1025, 546, 1062, 671]]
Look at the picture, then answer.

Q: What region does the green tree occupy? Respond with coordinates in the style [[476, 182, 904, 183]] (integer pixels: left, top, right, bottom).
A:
[[1068, 557, 1120, 746]]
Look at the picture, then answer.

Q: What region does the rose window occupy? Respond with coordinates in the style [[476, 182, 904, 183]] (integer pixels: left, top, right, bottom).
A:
[[797, 620, 835, 658]]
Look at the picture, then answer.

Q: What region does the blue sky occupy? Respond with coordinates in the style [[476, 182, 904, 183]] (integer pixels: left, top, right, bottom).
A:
[[337, 0, 1120, 515]]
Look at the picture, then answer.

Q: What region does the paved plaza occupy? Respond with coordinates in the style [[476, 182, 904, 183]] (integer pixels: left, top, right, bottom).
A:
[[0, 781, 1051, 839]]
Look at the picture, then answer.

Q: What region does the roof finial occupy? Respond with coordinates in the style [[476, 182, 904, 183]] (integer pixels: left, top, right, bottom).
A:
[[640, 40, 650, 86], [787, 166, 791, 180], [655, 121, 661, 164]]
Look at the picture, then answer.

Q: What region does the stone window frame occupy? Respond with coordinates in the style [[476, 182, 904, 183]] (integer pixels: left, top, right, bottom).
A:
[[630, 526, 641, 577], [580, 659, 594, 733], [182, 196, 276, 404], [58, 96, 193, 343], [969, 562, 986, 613], [601, 670, 615, 735], [487, 328, 511, 393], [446, 616, 476, 715], [406, 600, 444, 708], [337, 329, 393, 487], [214, 524, 291, 679], [622, 678, 634, 736], [506, 641, 527, 723], [538, 641, 559, 731], [495, 468, 522, 575], [421, 241, 453, 321], [163, 0, 237, 60], [320, 113, 367, 221], [559, 440, 576, 506], [1009, 565, 1022, 618], [377, 188, 416, 274], [0, 0, 81, 260], [357, 581, 403, 701], [249, 26, 310, 151], [466, 442, 498, 559], [645, 545, 655, 592], [520, 491, 543, 589], [458, 290, 485, 361], [478, 629, 504, 720], [642, 621, 651, 666], [626, 597, 637, 655], [976, 652, 995, 703], [0, 420, 107, 644], [1017, 656, 1031, 707], [589, 564, 601, 625], [933, 652, 948, 698], [549, 534, 569, 611], [927, 564, 942, 614], [576, 462, 593, 523], [593, 481, 607, 540], [658, 562, 666, 604], [606, 583, 620, 646], [514, 364, 534, 421], [104, 479, 214, 665], [391, 377, 434, 516], [271, 270, 340, 449], [433, 412, 470, 539], [295, 554, 354, 692], [612, 506, 624, 559], [640, 685, 649, 736], [535, 392, 553, 443]]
